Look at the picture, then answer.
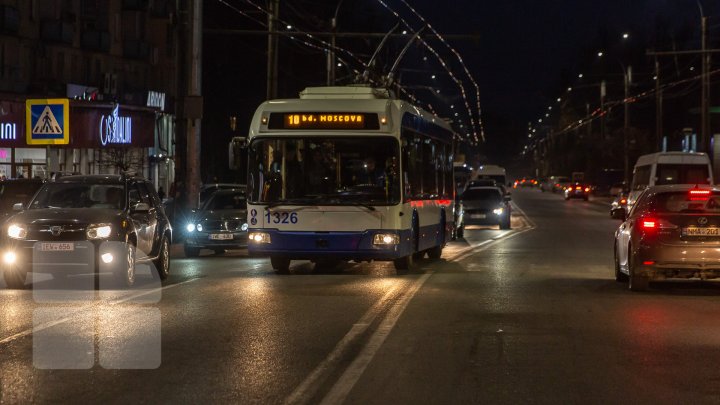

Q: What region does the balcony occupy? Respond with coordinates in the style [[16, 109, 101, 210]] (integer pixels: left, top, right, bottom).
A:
[[81, 30, 110, 52], [40, 21, 74, 45], [122, 0, 149, 11], [123, 39, 150, 60], [0, 5, 19, 34]]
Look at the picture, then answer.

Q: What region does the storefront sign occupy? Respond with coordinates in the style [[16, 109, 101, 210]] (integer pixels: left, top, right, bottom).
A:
[[147, 91, 166, 110], [0, 123, 16, 140], [99, 105, 132, 146]]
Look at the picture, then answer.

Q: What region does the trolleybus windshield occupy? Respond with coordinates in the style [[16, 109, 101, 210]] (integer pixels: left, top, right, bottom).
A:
[[248, 136, 400, 205]]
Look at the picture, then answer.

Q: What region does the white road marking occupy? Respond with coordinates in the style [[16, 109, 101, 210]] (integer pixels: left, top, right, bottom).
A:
[[0, 278, 200, 346], [319, 272, 432, 405], [283, 283, 405, 405]]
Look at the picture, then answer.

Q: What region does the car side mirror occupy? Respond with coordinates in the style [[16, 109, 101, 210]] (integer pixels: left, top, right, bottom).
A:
[[12, 203, 24, 211], [132, 202, 151, 212]]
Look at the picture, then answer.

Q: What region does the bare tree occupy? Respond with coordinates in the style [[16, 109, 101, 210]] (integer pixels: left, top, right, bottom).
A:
[[96, 147, 146, 173]]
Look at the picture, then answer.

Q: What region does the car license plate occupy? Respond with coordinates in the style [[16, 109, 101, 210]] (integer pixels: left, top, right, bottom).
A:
[[682, 227, 720, 236], [470, 214, 486, 219], [39, 242, 74, 252], [210, 233, 233, 240]]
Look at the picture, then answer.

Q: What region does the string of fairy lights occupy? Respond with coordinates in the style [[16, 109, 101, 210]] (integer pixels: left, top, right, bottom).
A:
[[521, 66, 720, 157], [216, 0, 483, 146]]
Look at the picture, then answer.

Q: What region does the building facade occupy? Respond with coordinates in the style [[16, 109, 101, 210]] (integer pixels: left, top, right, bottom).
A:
[[0, 0, 177, 191]]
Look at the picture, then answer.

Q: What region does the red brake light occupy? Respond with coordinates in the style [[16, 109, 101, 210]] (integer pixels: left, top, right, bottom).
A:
[[689, 189, 711, 201], [640, 217, 657, 230]]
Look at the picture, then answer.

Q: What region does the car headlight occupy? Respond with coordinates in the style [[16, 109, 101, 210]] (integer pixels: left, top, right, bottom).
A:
[[241, 223, 248, 231], [87, 224, 112, 240], [7, 224, 26, 239], [186, 223, 196, 232], [493, 207, 504, 216], [196, 223, 203, 232]]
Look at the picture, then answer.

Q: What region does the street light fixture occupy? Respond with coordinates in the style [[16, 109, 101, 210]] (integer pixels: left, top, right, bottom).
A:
[[622, 33, 629, 39]]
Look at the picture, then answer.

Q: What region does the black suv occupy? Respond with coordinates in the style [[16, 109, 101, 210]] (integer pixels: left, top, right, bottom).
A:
[[1, 175, 172, 288]]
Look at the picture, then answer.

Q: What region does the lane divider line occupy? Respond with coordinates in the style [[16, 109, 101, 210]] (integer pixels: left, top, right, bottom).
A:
[[319, 272, 432, 405], [283, 283, 405, 405]]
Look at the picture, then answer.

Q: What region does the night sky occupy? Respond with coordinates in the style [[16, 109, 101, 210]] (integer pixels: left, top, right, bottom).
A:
[[202, 0, 718, 180]]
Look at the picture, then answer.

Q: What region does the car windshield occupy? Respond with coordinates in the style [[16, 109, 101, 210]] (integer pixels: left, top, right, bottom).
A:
[[248, 137, 400, 205], [462, 188, 502, 202], [650, 191, 720, 213], [203, 192, 247, 210], [29, 183, 126, 209], [0, 182, 42, 211]]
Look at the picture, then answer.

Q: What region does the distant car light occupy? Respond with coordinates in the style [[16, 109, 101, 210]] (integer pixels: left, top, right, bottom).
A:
[[373, 233, 399, 245], [7, 224, 26, 239], [249, 232, 271, 243]]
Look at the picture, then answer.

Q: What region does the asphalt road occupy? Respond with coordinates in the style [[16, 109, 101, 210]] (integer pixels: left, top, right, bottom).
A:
[[1, 189, 720, 404]]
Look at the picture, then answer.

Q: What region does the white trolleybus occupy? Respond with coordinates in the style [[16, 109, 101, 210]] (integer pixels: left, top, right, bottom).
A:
[[246, 86, 456, 274]]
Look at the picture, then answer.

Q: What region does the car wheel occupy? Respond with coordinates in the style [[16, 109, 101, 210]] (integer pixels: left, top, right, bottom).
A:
[[3, 267, 27, 289], [114, 243, 136, 288], [628, 249, 649, 292], [271, 256, 291, 274], [614, 245, 628, 282], [184, 245, 200, 258], [153, 236, 170, 280]]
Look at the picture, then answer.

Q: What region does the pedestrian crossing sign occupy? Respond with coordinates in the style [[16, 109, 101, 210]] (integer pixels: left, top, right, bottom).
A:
[[26, 98, 70, 145]]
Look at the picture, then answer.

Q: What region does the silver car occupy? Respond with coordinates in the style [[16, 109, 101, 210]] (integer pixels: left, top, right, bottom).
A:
[[614, 184, 720, 291]]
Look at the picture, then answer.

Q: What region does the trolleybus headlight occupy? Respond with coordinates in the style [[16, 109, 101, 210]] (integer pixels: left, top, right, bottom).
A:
[[186, 223, 196, 233], [373, 233, 399, 245], [249, 232, 271, 243], [493, 207, 504, 216]]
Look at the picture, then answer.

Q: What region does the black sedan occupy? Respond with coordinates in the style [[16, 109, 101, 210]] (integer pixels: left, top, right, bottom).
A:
[[459, 186, 512, 230], [184, 189, 248, 257]]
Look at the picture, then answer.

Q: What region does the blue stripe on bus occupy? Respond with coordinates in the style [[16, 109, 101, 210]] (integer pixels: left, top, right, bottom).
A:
[[248, 221, 451, 260]]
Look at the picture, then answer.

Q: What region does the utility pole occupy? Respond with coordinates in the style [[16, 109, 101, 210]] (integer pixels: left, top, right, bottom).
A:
[[186, 0, 202, 209], [623, 66, 632, 185], [267, 0, 280, 99], [600, 80, 606, 140], [701, 15, 710, 154], [655, 57, 663, 151], [327, 0, 345, 85]]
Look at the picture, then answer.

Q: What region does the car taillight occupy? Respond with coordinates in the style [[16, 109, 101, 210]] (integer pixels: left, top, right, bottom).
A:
[[640, 217, 657, 231], [584, 187, 590, 192], [575, 186, 581, 190]]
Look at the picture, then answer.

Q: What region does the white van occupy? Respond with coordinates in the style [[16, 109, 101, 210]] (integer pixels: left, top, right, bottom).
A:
[[627, 152, 713, 211]]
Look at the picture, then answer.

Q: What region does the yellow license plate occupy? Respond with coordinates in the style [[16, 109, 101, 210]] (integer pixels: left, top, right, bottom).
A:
[[682, 227, 720, 236]]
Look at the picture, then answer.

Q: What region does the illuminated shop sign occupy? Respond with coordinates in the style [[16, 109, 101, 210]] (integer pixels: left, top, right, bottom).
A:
[[0, 123, 16, 140], [99, 105, 132, 146], [147, 91, 166, 110], [267, 113, 380, 130]]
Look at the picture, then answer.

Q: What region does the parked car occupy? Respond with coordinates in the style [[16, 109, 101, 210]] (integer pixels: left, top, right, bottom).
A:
[[564, 183, 591, 201], [614, 184, 720, 291], [1, 174, 172, 289], [184, 189, 248, 257], [459, 186, 511, 230]]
